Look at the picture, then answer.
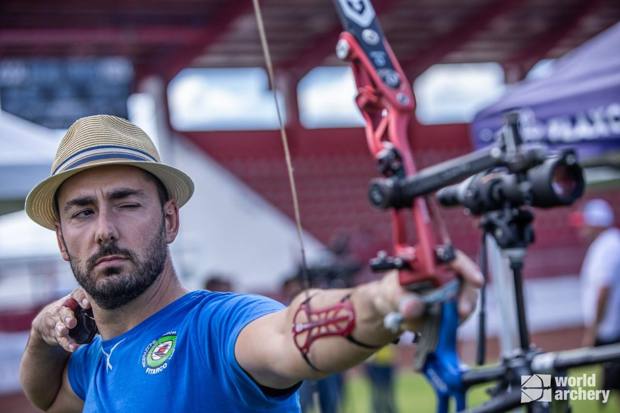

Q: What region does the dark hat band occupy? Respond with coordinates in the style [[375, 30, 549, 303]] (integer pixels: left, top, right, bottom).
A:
[[53, 144, 158, 175]]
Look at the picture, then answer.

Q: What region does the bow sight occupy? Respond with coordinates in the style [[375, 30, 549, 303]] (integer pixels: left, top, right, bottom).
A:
[[368, 112, 585, 212]]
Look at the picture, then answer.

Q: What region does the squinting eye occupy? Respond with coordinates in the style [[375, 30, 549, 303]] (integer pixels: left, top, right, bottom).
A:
[[120, 204, 140, 209], [73, 209, 94, 219]]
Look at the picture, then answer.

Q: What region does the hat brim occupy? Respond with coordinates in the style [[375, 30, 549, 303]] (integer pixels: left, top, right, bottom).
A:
[[25, 160, 194, 230]]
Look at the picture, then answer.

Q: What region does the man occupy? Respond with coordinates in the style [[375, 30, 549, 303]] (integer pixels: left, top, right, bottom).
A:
[[573, 198, 620, 404], [19, 115, 482, 412]]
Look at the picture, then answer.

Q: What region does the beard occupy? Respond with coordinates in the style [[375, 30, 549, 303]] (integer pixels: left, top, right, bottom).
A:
[[67, 220, 168, 310]]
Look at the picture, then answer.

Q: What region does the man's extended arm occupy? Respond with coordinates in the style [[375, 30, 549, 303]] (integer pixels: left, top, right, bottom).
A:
[[19, 294, 85, 412], [236, 250, 482, 389]]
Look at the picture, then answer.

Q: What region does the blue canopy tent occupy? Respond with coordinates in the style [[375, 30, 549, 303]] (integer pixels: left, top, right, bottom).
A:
[[471, 22, 620, 166]]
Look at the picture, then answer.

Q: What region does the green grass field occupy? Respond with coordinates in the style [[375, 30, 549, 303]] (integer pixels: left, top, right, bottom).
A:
[[327, 366, 619, 413]]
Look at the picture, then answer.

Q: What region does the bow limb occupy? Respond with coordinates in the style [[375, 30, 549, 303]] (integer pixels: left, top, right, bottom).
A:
[[422, 301, 466, 412]]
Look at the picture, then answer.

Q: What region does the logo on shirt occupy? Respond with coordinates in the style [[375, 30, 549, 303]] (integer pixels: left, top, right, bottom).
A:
[[102, 338, 126, 372], [141, 331, 177, 375]]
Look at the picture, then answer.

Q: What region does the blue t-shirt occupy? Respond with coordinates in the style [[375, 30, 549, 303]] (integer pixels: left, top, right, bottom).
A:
[[68, 291, 300, 412]]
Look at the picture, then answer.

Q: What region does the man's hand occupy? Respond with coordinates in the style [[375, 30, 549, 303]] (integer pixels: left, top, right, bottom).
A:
[[372, 250, 484, 332], [21, 289, 89, 412], [31, 289, 91, 353]]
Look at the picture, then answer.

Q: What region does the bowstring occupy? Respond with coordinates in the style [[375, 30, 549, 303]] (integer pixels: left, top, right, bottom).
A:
[[252, 2, 323, 411], [251, 0, 312, 295]]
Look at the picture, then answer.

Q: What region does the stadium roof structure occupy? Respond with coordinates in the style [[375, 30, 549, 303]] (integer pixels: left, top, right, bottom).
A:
[[1, 0, 619, 280], [2, 0, 620, 84]]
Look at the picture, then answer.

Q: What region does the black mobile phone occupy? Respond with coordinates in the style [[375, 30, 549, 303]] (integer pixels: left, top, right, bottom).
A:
[[68, 305, 98, 344], [63, 298, 99, 344]]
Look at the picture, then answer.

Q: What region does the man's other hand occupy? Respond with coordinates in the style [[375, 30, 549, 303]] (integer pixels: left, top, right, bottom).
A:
[[31, 289, 91, 352]]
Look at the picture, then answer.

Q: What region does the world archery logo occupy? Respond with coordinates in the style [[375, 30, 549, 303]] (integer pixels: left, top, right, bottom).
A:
[[141, 331, 177, 375], [521, 374, 552, 403], [520, 373, 610, 404]]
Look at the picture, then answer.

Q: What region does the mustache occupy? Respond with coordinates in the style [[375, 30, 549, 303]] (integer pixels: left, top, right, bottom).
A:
[[86, 243, 137, 272]]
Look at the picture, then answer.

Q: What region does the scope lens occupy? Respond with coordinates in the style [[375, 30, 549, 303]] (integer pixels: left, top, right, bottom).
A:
[[528, 152, 584, 208], [551, 164, 580, 199]]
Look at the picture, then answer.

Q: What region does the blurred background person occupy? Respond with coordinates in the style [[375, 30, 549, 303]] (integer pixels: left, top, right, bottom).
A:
[[203, 273, 234, 292], [365, 344, 398, 413], [572, 198, 620, 406]]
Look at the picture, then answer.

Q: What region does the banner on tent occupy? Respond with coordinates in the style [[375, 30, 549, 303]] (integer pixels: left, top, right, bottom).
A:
[[473, 102, 620, 159]]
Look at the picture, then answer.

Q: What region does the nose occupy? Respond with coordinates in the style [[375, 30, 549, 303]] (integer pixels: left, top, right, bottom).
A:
[[94, 207, 119, 245]]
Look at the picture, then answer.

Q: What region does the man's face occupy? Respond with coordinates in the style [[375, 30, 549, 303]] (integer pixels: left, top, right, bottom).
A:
[[55, 165, 175, 309]]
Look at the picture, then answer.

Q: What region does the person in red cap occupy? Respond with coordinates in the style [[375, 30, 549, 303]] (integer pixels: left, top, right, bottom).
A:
[[573, 198, 620, 405]]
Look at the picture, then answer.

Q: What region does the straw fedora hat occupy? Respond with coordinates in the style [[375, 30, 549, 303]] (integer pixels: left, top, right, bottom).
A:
[[26, 114, 194, 230]]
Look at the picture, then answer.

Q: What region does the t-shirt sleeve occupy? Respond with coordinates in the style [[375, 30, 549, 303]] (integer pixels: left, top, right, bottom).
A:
[[200, 293, 298, 409], [67, 338, 100, 400]]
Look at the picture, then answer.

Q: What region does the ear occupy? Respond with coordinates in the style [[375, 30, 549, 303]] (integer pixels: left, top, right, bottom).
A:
[[163, 200, 180, 243], [55, 223, 70, 261]]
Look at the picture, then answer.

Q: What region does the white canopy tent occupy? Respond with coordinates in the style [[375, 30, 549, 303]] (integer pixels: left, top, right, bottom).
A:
[[0, 111, 58, 214]]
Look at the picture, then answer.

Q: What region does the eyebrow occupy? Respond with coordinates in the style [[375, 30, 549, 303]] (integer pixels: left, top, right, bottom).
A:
[[62, 188, 146, 213]]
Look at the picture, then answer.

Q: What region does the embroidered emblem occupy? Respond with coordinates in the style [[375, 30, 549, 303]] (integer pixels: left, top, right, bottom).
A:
[[141, 331, 177, 375]]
